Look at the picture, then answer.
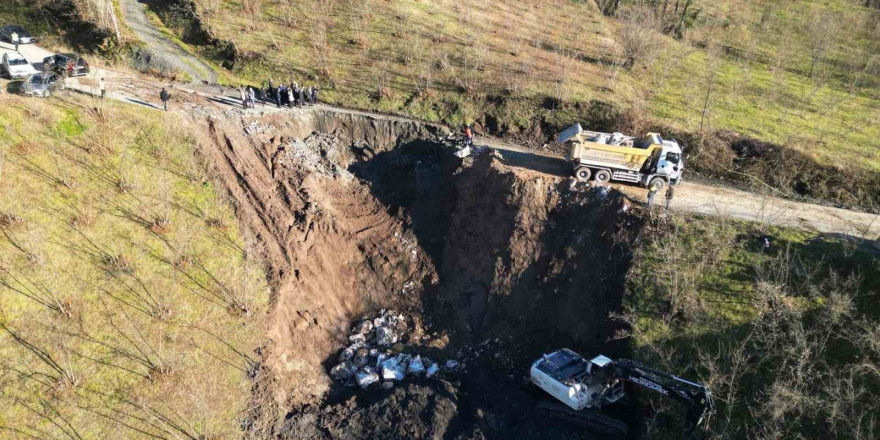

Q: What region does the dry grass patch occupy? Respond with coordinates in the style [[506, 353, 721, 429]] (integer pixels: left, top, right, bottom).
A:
[[0, 94, 268, 439]]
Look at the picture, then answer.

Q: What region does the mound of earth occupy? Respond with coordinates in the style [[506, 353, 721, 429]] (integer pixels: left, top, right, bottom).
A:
[[192, 111, 644, 439]]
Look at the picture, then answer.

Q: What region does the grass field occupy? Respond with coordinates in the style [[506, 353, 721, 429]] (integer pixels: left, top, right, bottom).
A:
[[168, 0, 879, 172], [0, 92, 268, 439], [625, 214, 880, 439]]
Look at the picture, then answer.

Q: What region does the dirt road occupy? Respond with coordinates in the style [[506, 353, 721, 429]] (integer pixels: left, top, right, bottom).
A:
[[479, 136, 880, 238], [119, 0, 218, 83], [0, 41, 54, 68], [7, 34, 877, 240]]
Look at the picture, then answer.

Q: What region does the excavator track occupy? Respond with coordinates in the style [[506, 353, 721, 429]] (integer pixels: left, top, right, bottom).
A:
[[536, 400, 629, 438]]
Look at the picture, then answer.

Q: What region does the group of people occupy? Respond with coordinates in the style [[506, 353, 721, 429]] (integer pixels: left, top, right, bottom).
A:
[[238, 80, 319, 109]]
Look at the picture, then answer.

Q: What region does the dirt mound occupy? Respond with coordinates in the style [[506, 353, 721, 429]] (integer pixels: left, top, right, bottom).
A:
[[280, 381, 460, 440], [192, 111, 643, 439]]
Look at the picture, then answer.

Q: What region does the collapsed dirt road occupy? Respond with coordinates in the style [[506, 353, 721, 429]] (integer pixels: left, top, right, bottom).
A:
[[187, 108, 639, 439], [479, 137, 880, 239], [17, 25, 871, 238]]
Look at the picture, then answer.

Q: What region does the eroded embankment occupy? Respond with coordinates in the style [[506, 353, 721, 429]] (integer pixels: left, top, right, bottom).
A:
[[191, 109, 643, 439]]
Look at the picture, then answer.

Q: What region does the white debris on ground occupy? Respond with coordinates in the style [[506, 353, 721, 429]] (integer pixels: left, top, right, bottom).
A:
[[282, 133, 365, 179], [329, 309, 458, 390], [454, 146, 472, 158], [441, 136, 491, 158], [244, 120, 271, 135]]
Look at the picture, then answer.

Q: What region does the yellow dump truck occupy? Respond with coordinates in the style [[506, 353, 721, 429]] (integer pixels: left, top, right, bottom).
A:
[[558, 124, 683, 190]]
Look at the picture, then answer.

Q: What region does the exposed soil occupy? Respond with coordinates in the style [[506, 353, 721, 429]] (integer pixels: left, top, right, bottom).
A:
[[191, 109, 644, 439]]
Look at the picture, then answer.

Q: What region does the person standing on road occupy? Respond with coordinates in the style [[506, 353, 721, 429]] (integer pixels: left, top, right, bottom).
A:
[[11, 31, 19, 51], [464, 125, 474, 148], [288, 86, 295, 108], [276, 85, 284, 108], [312, 86, 319, 105], [99, 77, 106, 99], [248, 87, 256, 109], [239, 86, 247, 109], [665, 185, 674, 213], [646, 187, 657, 209], [160, 88, 170, 111], [298, 86, 305, 108]]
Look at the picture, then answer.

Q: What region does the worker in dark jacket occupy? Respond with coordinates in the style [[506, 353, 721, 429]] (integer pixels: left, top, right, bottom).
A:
[[298, 87, 305, 108], [665, 185, 674, 213], [160, 88, 170, 111], [312, 86, 319, 105], [277, 85, 285, 107]]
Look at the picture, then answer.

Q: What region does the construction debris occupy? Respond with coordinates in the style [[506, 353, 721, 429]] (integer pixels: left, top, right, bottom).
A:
[[329, 309, 452, 389], [356, 367, 380, 388]]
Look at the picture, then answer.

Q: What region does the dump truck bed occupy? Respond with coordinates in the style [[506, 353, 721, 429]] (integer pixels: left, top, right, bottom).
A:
[[568, 141, 654, 172]]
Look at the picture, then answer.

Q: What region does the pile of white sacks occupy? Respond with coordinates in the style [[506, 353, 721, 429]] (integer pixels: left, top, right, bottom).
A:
[[329, 309, 458, 389]]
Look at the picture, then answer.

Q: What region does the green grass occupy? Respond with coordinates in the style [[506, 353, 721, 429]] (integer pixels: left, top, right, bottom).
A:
[[0, 94, 268, 439], [625, 214, 880, 439], [169, 0, 878, 173], [141, 5, 241, 86]]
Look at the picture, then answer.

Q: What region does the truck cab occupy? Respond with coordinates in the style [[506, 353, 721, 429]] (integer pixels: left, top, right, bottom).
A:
[[653, 139, 684, 186]]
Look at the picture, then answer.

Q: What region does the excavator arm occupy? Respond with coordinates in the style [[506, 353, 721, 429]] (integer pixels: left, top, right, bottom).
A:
[[611, 359, 714, 440]]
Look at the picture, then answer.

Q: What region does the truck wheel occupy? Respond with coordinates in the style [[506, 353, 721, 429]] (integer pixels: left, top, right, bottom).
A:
[[594, 169, 612, 184], [648, 177, 666, 190], [575, 167, 591, 183]]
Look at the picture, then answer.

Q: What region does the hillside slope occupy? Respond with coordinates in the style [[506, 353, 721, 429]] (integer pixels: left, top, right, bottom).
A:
[[139, 0, 880, 210], [164, 0, 878, 166], [0, 94, 269, 439]]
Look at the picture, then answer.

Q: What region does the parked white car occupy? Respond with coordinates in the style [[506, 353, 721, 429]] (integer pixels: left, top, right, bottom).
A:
[[2, 52, 38, 79]]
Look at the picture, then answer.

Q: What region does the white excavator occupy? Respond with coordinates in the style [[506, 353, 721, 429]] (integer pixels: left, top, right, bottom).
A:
[[531, 348, 714, 439]]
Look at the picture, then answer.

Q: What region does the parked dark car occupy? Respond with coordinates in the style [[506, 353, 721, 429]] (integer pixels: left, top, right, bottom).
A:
[[0, 25, 34, 44], [43, 53, 90, 77]]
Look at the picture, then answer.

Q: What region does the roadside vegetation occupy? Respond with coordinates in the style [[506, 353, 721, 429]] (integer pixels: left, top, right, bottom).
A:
[[623, 213, 880, 439], [7, 0, 880, 210], [0, 93, 268, 439], [147, 0, 878, 205]]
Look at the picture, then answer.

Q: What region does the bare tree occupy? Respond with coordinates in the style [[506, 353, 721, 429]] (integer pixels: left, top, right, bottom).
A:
[[415, 44, 438, 96], [241, 0, 263, 29], [698, 44, 721, 140], [594, 0, 621, 16], [618, 6, 665, 70], [275, 0, 299, 26], [450, 36, 488, 95], [309, 0, 337, 79], [347, 0, 372, 49], [552, 49, 576, 107], [806, 7, 837, 79]]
